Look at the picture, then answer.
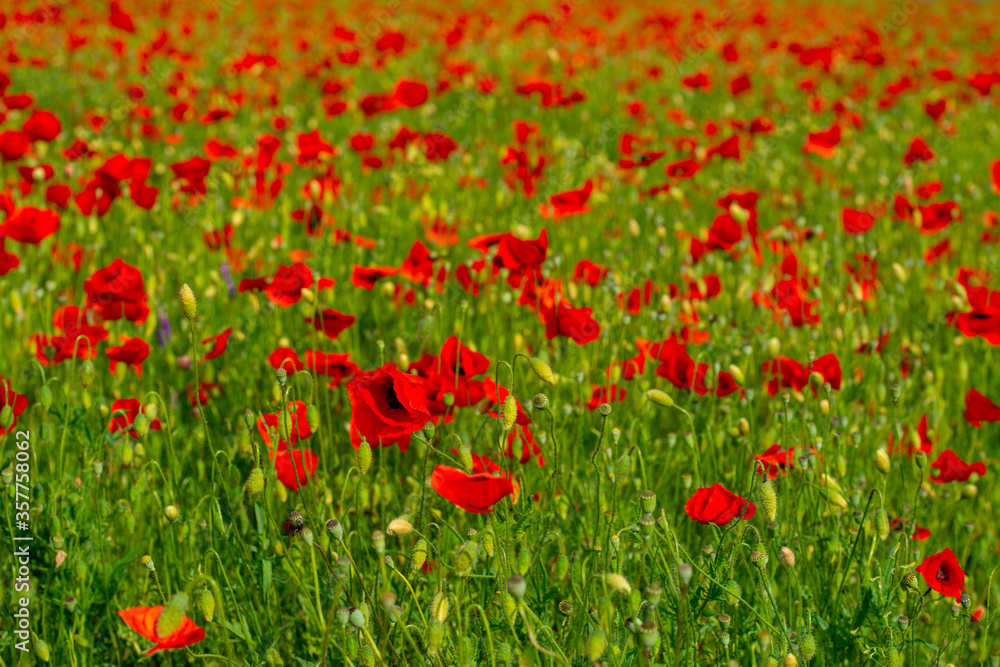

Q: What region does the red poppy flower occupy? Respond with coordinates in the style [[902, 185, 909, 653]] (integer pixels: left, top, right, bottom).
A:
[[2, 206, 60, 244], [351, 265, 400, 289], [105, 337, 150, 377], [264, 262, 313, 307], [305, 309, 355, 340], [31, 305, 108, 365], [117, 606, 204, 655], [992, 160, 1000, 195], [0, 377, 28, 435], [84, 258, 150, 324], [916, 549, 966, 599], [109, 2, 136, 32], [903, 137, 935, 167], [21, 110, 62, 142], [842, 208, 875, 235], [305, 350, 359, 388], [256, 401, 312, 451], [573, 259, 608, 286], [269, 347, 305, 373], [540, 180, 593, 219], [347, 363, 431, 450], [964, 388, 1000, 427], [274, 449, 319, 491], [803, 124, 841, 158], [437, 336, 490, 381], [187, 382, 223, 407], [756, 444, 794, 479], [685, 483, 756, 525], [201, 328, 232, 362], [929, 449, 986, 484], [0, 130, 29, 161], [430, 464, 515, 513], [108, 398, 162, 439], [542, 298, 601, 345]]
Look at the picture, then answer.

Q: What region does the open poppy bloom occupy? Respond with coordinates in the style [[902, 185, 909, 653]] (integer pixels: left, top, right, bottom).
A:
[[430, 464, 515, 513], [916, 548, 966, 599], [685, 483, 756, 525], [117, 606, 205, 655], [963, 388, 1000, 427], [0, 377, 28, 435], [928, 449, 986, 484], [347, 363, 431, 450], [108, 398, 162, 439]]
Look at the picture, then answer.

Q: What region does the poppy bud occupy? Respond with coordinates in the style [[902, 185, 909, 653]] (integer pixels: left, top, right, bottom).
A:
[[156, 592, 189, 638], [554, 553, 569, 580], [165, 505, 180, 521], [766, 337, 781, 358], [336, 607, 350, 626], [727, 364, 745, 385], [783, 652, 799, 667], [587, 629, 608, 660], [517, 546, 531, 575], [371, 530, 385, 555], [738, 418, 750, 435], [780, 546, 796, 568], [326, 519, 343, 540], [455, 541, 478, 577], [359, 645, 374, 667], [197, 589, 216, 622], [357, 438, 372, 474], [532, 393, 548, 409], [244, 409, 256, 430], [245, 467, 265, 499], [757, 480, 778, 522], [411, 538, 428, 571], [646, 389, 674, 408], [37, 384, 53, 409], [529, 357, 555, 385], [604, 573, 632, 594], [640, 489, 657, 514], [480, 530, 494, 557], [34, 637, 49, 663], [915, 451, 927, 469], [892, 262, 908, 283], [724, 580, 742, 606], [558, 600, 573, 616], [426, 619, 445, 654], [962, 483, 978, 500], [502, 395, 517, 431], [502, 592, 516, 622], [430, 591, 449, 622], [79, 359, 96, 389], [0, 406, 13, 430], [458, 442, 473, 472], [677, 563, 693, 586], [349, 607, 366, 629], [305, 405, 320, 433], [875, 509, 890, 540], [179, 284, 197, 321], [387, 516, 412, 536], [798, 632, 816, 660], [886, 647, 902, 667]]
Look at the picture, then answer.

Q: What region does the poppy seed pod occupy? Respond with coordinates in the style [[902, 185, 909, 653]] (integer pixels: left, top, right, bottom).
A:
[[335, 607, 350, 626], [915, 451, 927, 469], [637, 621, 658, 649], [286, 510, 304, 532], [640, 489, 657, 514], [507, 574, 527, 600], [532, 393, 548, 409], [529, 357, 555, 385], [750, 550, 768, 569], [326, 519, 343, 540], [645, 583, 663, 608], [558, 600, 573, 616], [639, 513, 657, 538], [179, 284, 197, 320], [142, 554, 155, 571], [349, 607, 366, 629], [598, 403, 612, 416]]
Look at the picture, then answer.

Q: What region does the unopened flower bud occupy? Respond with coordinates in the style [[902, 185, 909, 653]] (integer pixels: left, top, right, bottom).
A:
[[386, 516, 412, 536], [197, 589, 216, 622], [179, 284, 197, 320], [502, 395, 518, 431], [875, 508, 890, 540], [779, 546, 796, 568], [875, 448, 891, 475], [164, 505, 180, 521], [245, 467, 265, 498], [757, 480, 778, 522], [80, 360, 96, 389], [356, 438, 372, 474], [529, 358, 555, 385], [646, 388, 674, 408]]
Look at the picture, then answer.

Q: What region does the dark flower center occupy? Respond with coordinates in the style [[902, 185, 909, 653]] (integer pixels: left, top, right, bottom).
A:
[[384, 385, 403, 411], [936, 565, 949, 582]]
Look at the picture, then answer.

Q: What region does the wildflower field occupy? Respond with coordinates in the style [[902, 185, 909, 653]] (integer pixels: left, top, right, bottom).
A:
[[4, 0, 1000, 665]]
